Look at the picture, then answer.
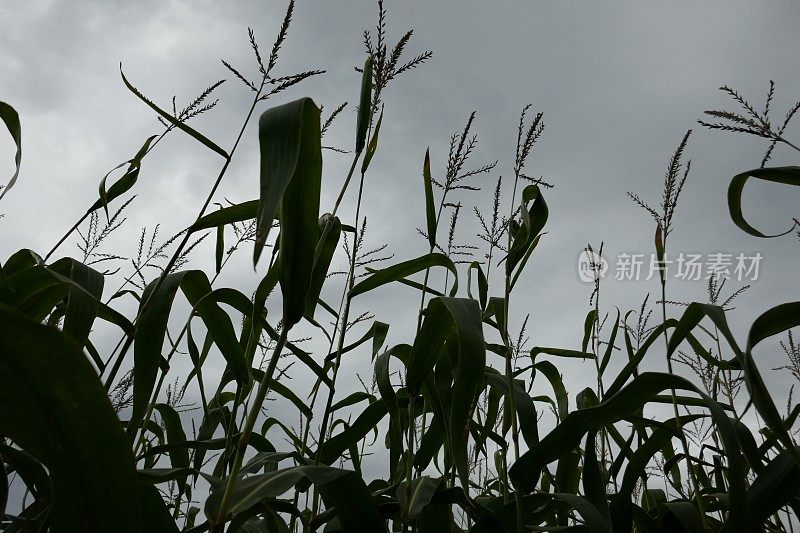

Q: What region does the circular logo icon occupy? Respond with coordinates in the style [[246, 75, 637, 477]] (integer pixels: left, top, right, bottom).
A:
[[577, 250, 608, 283]]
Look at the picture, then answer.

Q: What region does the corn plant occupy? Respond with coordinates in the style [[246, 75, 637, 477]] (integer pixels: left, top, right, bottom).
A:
[[1, 2, 799, 532]]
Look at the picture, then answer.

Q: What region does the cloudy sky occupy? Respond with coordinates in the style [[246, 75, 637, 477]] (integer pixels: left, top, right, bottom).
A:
[[2, 0, 800, 480]]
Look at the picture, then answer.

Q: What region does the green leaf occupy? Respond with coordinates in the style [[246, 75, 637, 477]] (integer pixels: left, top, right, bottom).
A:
[[154, 403, 190, 495], [509, 372, 748, 531], [350, 253, 458, 299], [555, 448, 581, 497], [533, 360, 568, 421], [49, 258, 104, 350], [410, 297, 486, 490], [137, 467, 196, 484], [467, 261, 488, 311], [407, 299, 453, 397], [506, 184, 548, 277], [727, 166, 800, 237], [120, 67, 229, 159], [0, 101, 21, 202], [360, 109, 383, 174], [139, 436, 240, 462], [554, 493, 611, 533], [662, 501, 705, 532], [305, 214, 341, 320], [599, 308, 620, 375], [205, 466, 386, 531], [93, 135, 156, 217], [180, 272, 249, 385], [215, 221, 225, 274], [654, 225, 665, 283], [0, 259, 133, 341], [375, 345, 405, 475], [582, 430, 611, 527], [530, 346, 594, 361], [485, 369, 539, 448], [138, 482, 181, 532], [422, 148, 437, 248], [254, 98, 322, 330], [746, 446, 800, 527], [398, 476, 442, 520], [252, 367, 313, 419], [363, 267, 445, 297], [131, 273, 185, 432], [669, 302, 800, 461], [355, 56, 373, 153], [191, 199, 259, 232], [131, 271, 248, 433], [0, 305, 140, 531], [0, 441, 50, 500], [240, 451, 297, 476], [317, 400, 388, 466], [607, 319, 676, 397], [262, 319, 331, 387], [331, 391, 375, 413], [608, 416, 699, 530], [582, 309, 596, 354]]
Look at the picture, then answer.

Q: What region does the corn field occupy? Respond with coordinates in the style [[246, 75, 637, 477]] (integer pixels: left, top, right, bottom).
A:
[[1, 2, 800, 532]]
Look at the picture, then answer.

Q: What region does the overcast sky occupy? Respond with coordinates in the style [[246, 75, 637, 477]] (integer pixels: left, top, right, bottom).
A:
[[2, 0, 800, 481]]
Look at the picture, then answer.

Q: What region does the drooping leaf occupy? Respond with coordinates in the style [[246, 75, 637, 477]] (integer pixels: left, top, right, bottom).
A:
[[355, 56, 373, 153], [422, 148, 437, 248], [154, 403, 190, 495], [485, 369, 539, 448], [0, 305, 140, 531], [254, 98, 322, 330], [0, 101, 21, 202], [467, 261, 488, 311], [727, 166, 800, 237], [48, 258, 104, 350], [305, 214, 341, 320], [409, 297, 485, 490], [350, 253, 458, 299], [361, 109, 383, 174], [506, 184, 548, 277], [533, 360, 569, 421], [397, 476, 442, 521], [331, 391, 375, 413], [93, 135, 157, 218], [317, 400, 389, 466]]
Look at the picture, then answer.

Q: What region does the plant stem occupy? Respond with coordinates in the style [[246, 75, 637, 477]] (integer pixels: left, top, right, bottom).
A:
[[505, 172, 523, 533], [214, 327, 289, 528], [660, 279, 709, 528], [314, 168, 367, 461]]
